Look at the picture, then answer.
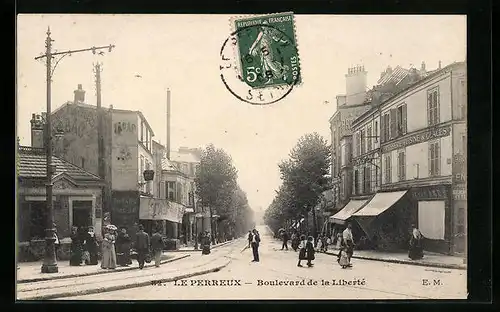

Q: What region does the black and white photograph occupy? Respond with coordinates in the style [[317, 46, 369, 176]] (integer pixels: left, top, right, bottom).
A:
[[15, 14, 467, 300]]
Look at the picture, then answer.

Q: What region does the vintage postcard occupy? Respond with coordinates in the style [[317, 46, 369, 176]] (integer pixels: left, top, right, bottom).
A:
[[16, 14, 467, 300]]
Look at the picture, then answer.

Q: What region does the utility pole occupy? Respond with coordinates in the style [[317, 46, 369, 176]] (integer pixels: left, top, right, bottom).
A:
[[166, 88, 171, 160], [35, 27, 114, 274], [94, 62, 107, 216]]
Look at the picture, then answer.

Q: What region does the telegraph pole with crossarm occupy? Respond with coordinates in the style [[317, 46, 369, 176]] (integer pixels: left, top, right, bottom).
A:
[[34, 26, 115, 274]]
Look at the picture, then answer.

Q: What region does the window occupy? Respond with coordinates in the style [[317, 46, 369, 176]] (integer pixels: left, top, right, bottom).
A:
[[418, 201, 445, 240], [360, 130, 366, 155], [374, 121, 378, 143], [396, 104, 407, 135], [427, 87, 440, 126], [353, 170, 359, 195], [429, 141, 441, 177], [381, 113, 390, 142], [397, 149, 406, 181], [355, 132, 361, 157], [167, 182, 176, 201], [145, 129, 148, 149], [367, 126, 372, 151], [145, 161, 151, 194], [176, 182, 183, 204], [140, 155, 145, 182], [363, 166, 371, 193], [384, 154, 391, 184], [459, 80, 466, 120], [140, 121, 144, 142]]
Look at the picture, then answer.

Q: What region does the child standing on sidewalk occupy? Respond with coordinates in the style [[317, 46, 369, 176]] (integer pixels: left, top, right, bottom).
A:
[[338, 246, 350, 269]]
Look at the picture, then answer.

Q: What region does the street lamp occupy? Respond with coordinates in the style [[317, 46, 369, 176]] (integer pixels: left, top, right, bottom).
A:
[[35, 27, 114, 273]]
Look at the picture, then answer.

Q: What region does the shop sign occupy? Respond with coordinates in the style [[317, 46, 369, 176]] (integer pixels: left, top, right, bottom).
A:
[[452, 153, 467, 184], [412, 185, 448, 200], [381, 125, 451, 153], [139, 197, 185, 223], [452, 188, 467, 200], [353, 153, 379, 167]]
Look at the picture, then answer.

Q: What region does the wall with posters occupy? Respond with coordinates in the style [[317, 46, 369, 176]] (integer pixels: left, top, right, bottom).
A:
[[111, 111, 139, 191]]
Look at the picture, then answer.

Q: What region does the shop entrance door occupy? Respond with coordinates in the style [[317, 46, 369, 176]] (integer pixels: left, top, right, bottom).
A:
[[73, 200, 93, 230]]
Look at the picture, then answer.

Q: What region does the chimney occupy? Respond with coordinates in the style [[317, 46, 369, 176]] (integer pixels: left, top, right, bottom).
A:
[[30, 113, 45, 149], [438, 60, 442, 69], [421, 61, 426, 72], [73, 84, 85, 103]]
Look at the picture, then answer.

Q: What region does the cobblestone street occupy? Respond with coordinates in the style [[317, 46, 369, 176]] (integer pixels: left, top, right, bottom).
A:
[[63, 226, 467, 300]]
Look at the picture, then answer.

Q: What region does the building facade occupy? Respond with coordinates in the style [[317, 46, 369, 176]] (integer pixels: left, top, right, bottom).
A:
[[350, 61, 467, 254], [17, 145, 104, 261]]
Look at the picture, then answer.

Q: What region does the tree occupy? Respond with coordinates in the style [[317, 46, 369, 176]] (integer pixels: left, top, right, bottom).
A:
[[195, 144, 238, 243], [277, 133, 331, 237]]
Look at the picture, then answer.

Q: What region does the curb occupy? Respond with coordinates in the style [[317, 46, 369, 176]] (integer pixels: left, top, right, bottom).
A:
[[23, 258, 232, 300], [170, 239, 237, 252], [17, 254, 191, 284], [323, 251, 466, 270]]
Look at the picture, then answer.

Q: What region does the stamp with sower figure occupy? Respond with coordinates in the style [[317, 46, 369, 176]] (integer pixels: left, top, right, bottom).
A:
[[220, 12, 301, 105]]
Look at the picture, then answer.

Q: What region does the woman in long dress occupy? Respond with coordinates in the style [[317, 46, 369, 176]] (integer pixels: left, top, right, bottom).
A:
[[201, 232, 211, 255], [116, 227, 132, 266], [84, 226, 99, 265], [101, 227, 117, 269], [297, 235, 307, 267], [69, 226, 83, 266], [408, 225, 424, 260]]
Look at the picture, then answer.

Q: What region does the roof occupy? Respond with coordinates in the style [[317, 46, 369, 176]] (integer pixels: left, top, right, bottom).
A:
[[169, 151, 200, 163], [161, 156, 179, 171], [17, 146, 102, 182], [377, 66, 410, 85]]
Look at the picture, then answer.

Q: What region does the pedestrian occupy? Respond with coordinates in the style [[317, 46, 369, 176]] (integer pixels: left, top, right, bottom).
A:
[[135, 224, 150, 269], [281, 230, 289, 250], [116, 227, 132, 266], [408, 224, 424, 260], [53, 223, 60, 260], [83, 226, 99, 265], [151, 227, 164, 267], [297, 235, 307, 267], [338, 245, 350, 269], [101, 226, 117, 269], [247, 230, 252, 248], [321, 234, 328, 252], [251, 229, 260, 262], [342, 223, 355, 267], [305, 236, 315, 267], [69, 226, 83, 266], [201, 231, 211, 255]]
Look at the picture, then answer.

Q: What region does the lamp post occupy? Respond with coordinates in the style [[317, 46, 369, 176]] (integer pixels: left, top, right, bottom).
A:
[[35, 27, 114, 273]]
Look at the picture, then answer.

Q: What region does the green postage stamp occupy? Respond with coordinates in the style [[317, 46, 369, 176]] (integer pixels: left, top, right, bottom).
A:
[[231, 12, 302, 89]]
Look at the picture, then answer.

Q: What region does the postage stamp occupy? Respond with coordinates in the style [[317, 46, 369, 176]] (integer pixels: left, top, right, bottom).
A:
[[232, 12, 301, 89]]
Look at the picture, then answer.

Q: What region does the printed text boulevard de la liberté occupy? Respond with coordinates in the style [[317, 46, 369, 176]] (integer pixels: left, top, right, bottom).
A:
[[151, 278, 366, 287]]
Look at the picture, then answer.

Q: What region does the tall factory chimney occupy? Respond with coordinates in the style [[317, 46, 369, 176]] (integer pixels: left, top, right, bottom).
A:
[[166, 88, 171, 160]]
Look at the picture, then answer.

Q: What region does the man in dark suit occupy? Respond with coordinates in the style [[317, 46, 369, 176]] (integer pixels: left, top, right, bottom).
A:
[[247, 230, 252, 248], [251, 229, 261, 262], [151, 227, 164, 268], [135, 224, 150, 269]]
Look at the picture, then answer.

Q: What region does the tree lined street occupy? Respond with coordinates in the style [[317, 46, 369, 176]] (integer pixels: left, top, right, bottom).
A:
[[63, 226, 466, 300]]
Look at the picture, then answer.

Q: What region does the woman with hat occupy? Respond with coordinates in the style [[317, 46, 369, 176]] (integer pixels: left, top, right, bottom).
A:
[[83, 226, 99, 265], [116, 227, 132, 266], [101, 225, 117, 269], [69, 226, 83, 266]]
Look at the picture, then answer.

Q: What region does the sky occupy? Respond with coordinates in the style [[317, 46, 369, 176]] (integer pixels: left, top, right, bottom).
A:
[[16, 14, 466, 212]]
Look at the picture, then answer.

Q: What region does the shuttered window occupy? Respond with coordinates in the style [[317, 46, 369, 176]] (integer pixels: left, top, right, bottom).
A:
[[384, 154, 391, 184], [390, 108, 397, 139], [355, 132, 361, 157], [427, 87, 440, 126], [397, 149, 406, 181], [360, 130, 366, 155], [367, 126, 372, 151], [429, 141, 441, 177], [396, 103, 407, 136]]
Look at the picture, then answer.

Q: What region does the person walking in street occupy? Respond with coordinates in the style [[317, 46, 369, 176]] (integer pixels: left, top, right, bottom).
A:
[[297, 235, 307, 267], [201, 232, 211, 255], [305, 236, 315, 267], [83, 226, 99, 265], [281, 230, 289, 250], [69, 226, 83, 266], [408, 224, 424, 260], [338, 244, 350, 269], [342, 223, 355, 267], [116, 227, 132, 266], [251, 229, 260, 262], [151, 228, 164, 267], [290, 232, 298, 251], [101, 226, 117, 269], [53, 223, 60, 260], [135, 224, 150, 269]]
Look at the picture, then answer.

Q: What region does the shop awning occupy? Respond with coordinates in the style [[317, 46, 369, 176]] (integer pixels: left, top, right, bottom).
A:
[[352, 190, 408, 217], [329, 199, 369, 225], [139, 197, 185, 223]]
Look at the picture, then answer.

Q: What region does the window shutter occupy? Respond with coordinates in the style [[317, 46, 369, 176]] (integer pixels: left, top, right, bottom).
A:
[[436, 142, 440, 176], [428, 143, 433, 177], [402, 104, 407, 134], [427, 92, 432, 126], [380, 115, 385, 143], [434, 91, 440, 124], [390, 108, 397, 139]]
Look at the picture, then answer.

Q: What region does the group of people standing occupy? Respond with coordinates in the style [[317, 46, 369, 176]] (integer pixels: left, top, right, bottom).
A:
[[68, 224, 165, 270]]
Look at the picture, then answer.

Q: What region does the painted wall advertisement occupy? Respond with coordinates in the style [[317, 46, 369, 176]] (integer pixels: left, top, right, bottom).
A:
[[111, 111, 139, 190], [111, 190, 140, 228], [139, 197, 185, 223]]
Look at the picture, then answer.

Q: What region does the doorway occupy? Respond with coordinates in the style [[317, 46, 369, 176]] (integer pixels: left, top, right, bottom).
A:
[[72, 200, 93, 230]]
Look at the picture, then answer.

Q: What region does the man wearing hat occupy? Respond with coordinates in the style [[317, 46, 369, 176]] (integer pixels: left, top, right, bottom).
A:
[[135, 224, 150, 269]]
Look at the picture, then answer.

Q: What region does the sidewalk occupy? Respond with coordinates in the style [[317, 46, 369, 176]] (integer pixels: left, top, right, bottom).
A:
[[272, 237, 466, 270], [174, 239, 236, 252], [17, 252, 191, 284], [17, 241, 241, 300], [324, 248, 466, 270]]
